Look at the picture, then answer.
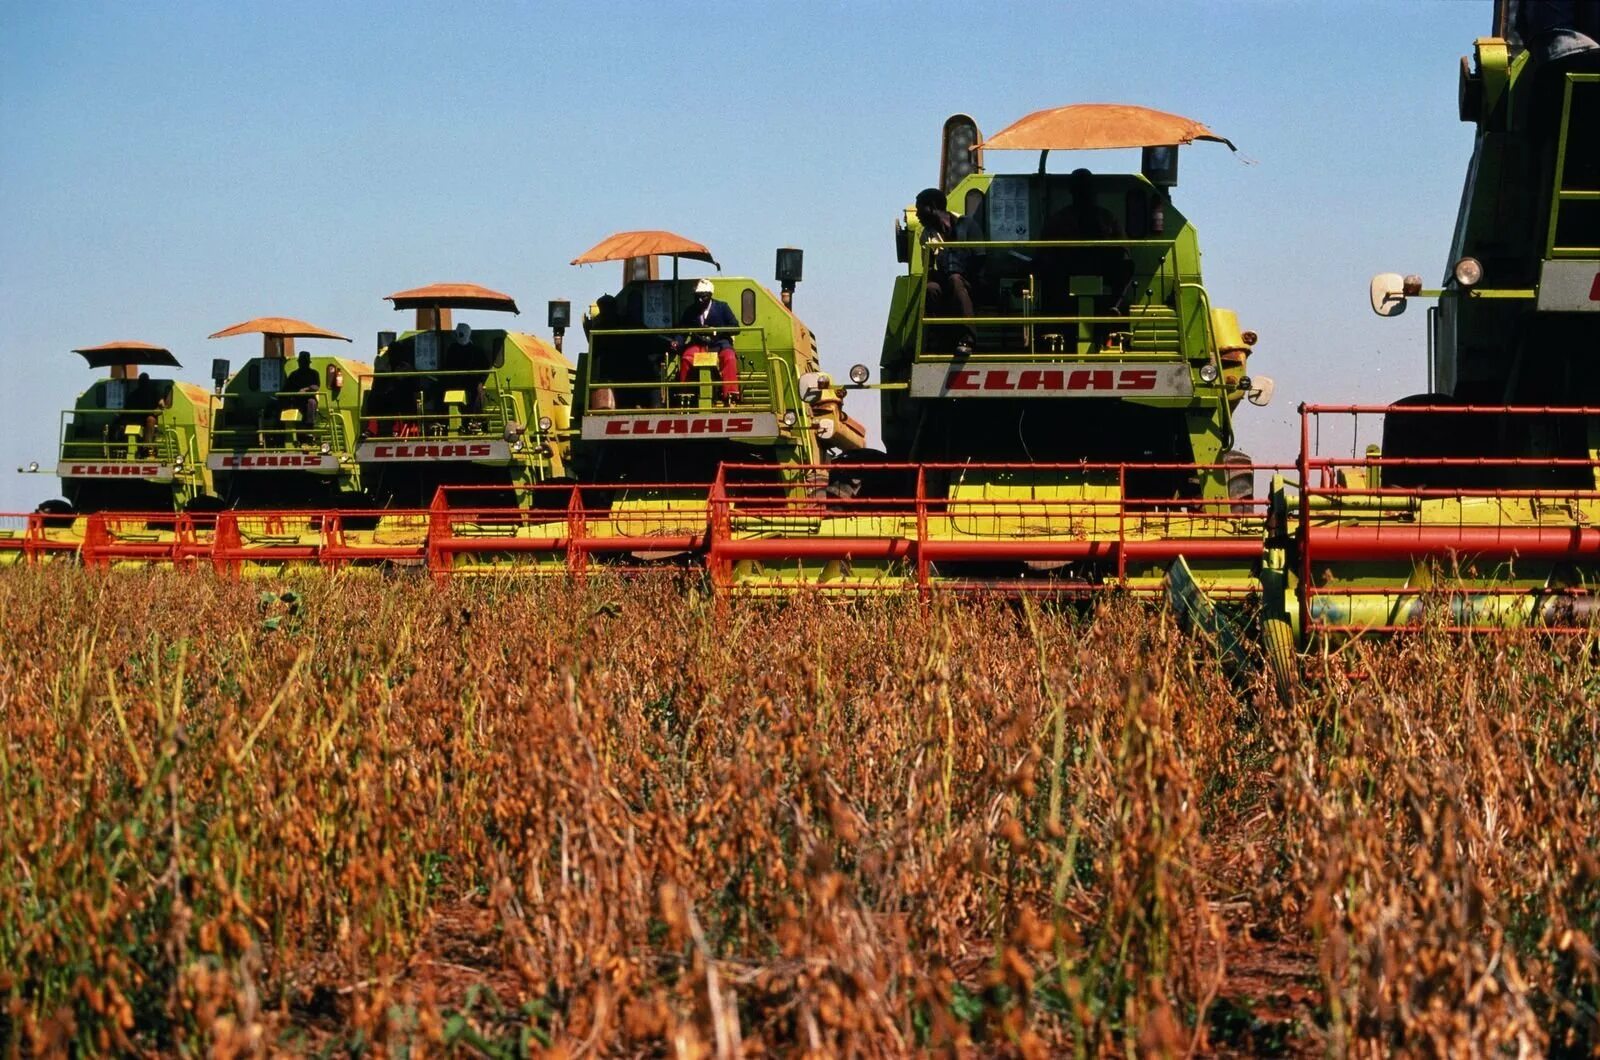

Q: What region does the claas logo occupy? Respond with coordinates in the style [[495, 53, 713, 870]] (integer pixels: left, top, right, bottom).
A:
[[604, 417, 756, 436], [947, 368, 1159, 392]]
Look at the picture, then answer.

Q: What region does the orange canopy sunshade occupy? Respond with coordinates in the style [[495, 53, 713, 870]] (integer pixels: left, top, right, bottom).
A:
[[385, 283, 519, 314], [976, 104, 1235, 153], [71, 341, 182, 370], [207, 317, 351, 342], [571, 230, 719, 269]]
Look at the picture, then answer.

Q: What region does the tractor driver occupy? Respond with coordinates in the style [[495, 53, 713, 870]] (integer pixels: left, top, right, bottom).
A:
[[916, 188, 977, 355], [125, 372, 166, 456], [282, 350, 323, 445], [671, 277, 741, 405], [1040, 169, 1135, 348]]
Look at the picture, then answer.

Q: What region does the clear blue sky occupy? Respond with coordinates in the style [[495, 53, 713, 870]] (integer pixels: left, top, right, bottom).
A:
[[1, 0, 1486, 510]]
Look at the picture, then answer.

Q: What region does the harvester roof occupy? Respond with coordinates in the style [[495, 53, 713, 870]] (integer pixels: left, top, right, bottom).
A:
[[71, 341, 182, 369], [572, 230, 719, 269], [977, 103, 1235, 152], [207, 317, 352, 342], [385, 283, 519, 314]]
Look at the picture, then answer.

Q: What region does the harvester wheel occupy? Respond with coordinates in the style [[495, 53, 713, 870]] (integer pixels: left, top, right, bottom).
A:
[[35, 499, 74, 516], [1263, 616, 1298, 706]]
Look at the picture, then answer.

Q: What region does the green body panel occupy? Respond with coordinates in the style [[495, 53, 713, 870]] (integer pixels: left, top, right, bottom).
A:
[[206, 354, 373, 508], [1435, 38, 1598, 400], [879, 167, 1253, 502], [55, 376, 215, 511], [573, 275, 824, 490], [357, 327, 576, 508]]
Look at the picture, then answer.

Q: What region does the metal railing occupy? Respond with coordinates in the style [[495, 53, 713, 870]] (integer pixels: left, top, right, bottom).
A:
[[210, 391, 340, 454], [58, 408, 185, 464], [359, 369, 510, 440], [706, 460, 1278, 597], [583, 325, 788, 415], [1296, 403, 1600, 634], [912, 237, 1207, 360]]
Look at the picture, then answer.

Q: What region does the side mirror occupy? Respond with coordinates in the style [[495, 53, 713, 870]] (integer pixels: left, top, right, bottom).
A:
[[895, 223, 910, 265], [1370, 272, 1416, 317], [798, 371, 829, 404], [210, 358, 230, 392], [547, 299, 572, 330], [377, 330, 396, 353], [1246, 375, 1275, 407]]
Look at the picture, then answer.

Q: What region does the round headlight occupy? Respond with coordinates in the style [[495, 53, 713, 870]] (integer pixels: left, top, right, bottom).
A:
[[27, 461, 39, 473], [1453, 256, 1483, 288], [780, 409, 799, 428], [537, 416, 553, 432], [319, 442, 332, 455], [1240, 331, 1258, 347], [512, 439, 525, 452], [849, 363, 870, 385], [1199, 363, 1220, 383]]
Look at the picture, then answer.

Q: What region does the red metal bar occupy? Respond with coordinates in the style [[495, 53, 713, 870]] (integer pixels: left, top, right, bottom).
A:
[[1303, 524, 1600, 560]]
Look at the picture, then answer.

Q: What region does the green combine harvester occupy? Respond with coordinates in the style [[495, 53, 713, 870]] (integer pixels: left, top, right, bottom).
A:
[[426, 231, 868, 576], [1255, 0, 1600, 670], [204, 316, 371, 508], [712, 105, 1274, 594], [357, 283, 576, 509], [4, 341, 217, 567]]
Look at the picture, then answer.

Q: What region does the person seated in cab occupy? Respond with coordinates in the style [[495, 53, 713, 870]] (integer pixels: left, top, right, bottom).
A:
[[367, 345, 421, 438], [671, 277, 741, 405], [281, 350, 323, 445], [587, 293, 665, 409], [444, 330, 493, 429], [124, 372, 167, 456], [1040, 169, 1135, 348], [915, 188, 977, 355]]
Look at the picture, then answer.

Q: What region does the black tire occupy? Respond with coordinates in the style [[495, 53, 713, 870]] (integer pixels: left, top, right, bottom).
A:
[[35, 498, 75, 516]]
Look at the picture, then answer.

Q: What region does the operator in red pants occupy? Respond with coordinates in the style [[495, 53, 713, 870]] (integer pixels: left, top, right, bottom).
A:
[[672, 277, 742, 405]]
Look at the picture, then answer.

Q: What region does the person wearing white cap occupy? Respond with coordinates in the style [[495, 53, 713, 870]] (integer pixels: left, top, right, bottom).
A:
[[671, 277, 742, 405]]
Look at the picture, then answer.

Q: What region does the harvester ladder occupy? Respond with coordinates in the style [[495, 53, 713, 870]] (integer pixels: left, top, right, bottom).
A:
[[1546, 73, 1600, 259]]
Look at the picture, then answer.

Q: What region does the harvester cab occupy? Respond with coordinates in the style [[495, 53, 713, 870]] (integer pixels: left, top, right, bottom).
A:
[[569, 230, 863, 487], [1270, 4, 1600, 656], [879, 106, 1268, 502], [204, 317, 371, 507], [38, 342, 215, 514], [357, 283, 575, 508]]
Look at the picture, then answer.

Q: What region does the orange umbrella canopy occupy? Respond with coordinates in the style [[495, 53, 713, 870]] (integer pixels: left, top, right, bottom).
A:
[[976, 104, 1235, 152], [71, 341, 182, 369], [571, 230, 718, 268], [385, 283, 519, 314], [207, 317, 351, 342]]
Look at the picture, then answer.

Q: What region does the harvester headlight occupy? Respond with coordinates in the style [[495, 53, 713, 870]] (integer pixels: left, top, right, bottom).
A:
[[27, 461, 39, 473], [173, 456, 184, 470], [1453, 256, 1483, 288], [1199, 363, 1220, 383], [849, 363, 870, 385], [319, 442, 332, 455], [512, 439, 525, 453], [537, 416, 553, 432], [781, 409, 799, 428]]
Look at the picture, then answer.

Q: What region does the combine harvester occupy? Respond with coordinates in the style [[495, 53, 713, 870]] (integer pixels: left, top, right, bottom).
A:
[[1249, 0, 1600, 691], [4, 341, 215, 567], [708, 104, 1278, 597], [428, 232, 868, 577], [200, 315, 391, 573]]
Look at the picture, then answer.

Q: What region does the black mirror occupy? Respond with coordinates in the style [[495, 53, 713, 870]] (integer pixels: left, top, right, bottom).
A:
[[775, 247, 804, 285], [894, 225, 910, 265], [377, 330, 396, 353], [210, 358, 230, 391], [547, 299, 572, 330]]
